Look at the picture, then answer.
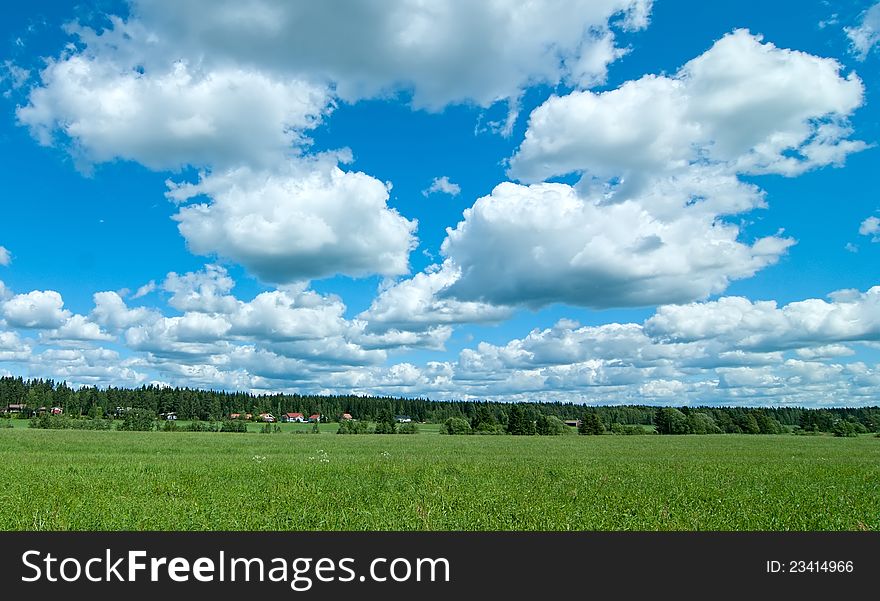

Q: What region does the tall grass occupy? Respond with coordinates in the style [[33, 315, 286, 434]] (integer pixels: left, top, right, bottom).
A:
[[0, 429, 877, 531]]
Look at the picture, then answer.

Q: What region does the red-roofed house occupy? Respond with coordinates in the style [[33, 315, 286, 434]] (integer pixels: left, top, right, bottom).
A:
[[281, 412, 304, 423], [341, 413, 353, 420], [308, 414, 321, 423], [258, 412, 276, 423]]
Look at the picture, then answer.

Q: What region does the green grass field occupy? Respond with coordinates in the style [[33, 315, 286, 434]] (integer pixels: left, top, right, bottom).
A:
[[0, 428, 877, 531]]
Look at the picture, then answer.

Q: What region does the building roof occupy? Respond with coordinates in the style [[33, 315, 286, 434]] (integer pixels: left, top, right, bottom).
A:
[[286, 412, 303, 418]]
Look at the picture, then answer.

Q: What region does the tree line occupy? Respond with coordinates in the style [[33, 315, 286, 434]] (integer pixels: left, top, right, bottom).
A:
[[1, 377, 878, 434]]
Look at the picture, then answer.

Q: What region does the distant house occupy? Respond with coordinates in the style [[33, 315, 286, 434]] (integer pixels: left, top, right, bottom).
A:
[[245, 413, 253, 421], [229, 413, 242, 420], [308, 414, 321, 423], [564, 419, 581, 428], [395, 415, 412, 423], [6, 403, 26, 414], [280, 412, 304, 423], [160, 412, 177, 421], [341, 413, 353, 421], [258, 412, 276, 423], [50, 407, 64, 416]]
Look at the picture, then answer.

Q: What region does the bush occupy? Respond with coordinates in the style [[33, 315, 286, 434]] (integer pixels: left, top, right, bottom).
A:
[[373, 421, 397, 434], [337, 420, 369, 434], [1, 418, 12, 429], [260, 423, 282, 434], [471, 424, 505, 435], [610, 423, 649, 435], [536, 414, 567, 435], [161, 420, 180, 432], [833, 420, 859, 438], [440, 417, 471, 435], [117, 409, 156, 431], [30, 414, 112, 430], [221, 420, 248, 433], [397, 422, 419, 434], [185, 421, 219, 432]]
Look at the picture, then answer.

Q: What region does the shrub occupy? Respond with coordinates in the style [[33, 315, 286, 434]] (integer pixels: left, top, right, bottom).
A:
[[337, 420, 369, 434], [440, 417, 471, 435], [221, 420, 248, 433], [260, 423, 282, 434], [29, 414, 113, 430], [833, 420, 859, 438], [373, 421, 397, 434], [1, 418, 12, 429], [397, 422, 419, 434], [610, 423, 649, 435], [185, 421, 218, 432], [117, 409, 156, 431], [161, 420, 180, 432], [471, 423, 505, 435]]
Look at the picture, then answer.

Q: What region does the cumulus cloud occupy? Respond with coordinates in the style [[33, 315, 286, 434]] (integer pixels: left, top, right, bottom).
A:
[[168, 157, 417, 282], [163, 264, 238, 313], [90, 291, 158, 332], [2, 277, 879, 404], [0, 246, 10, 266], [124, 0, 651, 109], [17, 31, 332, 171], [859, 215, 880, 241], [440, 181, 792, 309], [422, 176, 461, 197], [645, 287, 880, 351], [846, 3, 880, 60], [359, 261, 513, 331], [432, 30, 863, 310], [509, 29, 866, 184], [2, 290, 71, 329], [41, 315, 114, 343]]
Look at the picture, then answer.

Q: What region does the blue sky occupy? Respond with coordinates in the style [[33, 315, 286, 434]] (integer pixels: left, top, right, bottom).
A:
[[1, 0, 879, 406]]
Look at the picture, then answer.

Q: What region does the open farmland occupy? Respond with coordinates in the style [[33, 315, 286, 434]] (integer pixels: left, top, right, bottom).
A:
[[0, 429, 877, 531]]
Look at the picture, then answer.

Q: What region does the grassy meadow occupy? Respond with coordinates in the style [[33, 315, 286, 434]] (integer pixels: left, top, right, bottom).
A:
[[0, 427, 877, 531]]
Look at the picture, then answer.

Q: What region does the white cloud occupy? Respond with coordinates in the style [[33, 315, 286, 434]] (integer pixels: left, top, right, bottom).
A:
[[90, 291, 158, 332], [859, 215, 880, 241], [846, 3, 880, 60], [440, 181, 793, 309], [359, 261, 513, 331], [2, 290, 71, 329], [29, 347, 148, 388], [42, 314, 114, 343], [2, 277, 879, 405], [132, 281, 157, 299], [19, 0, 652, 172], [422, 176, 461, 197], [509, 29, 866, 184], [163, 265, 238, 313], [168, 157, 417, 282], [18, 45, 331, 171], [0, 246, 10, 266], [229, 288, 349, 341], [123, 0, 651, 109], [645, 287, 880, 351]]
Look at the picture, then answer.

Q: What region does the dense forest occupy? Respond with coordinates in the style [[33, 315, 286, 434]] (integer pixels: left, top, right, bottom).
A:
[[2, 376, 878, 435]]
